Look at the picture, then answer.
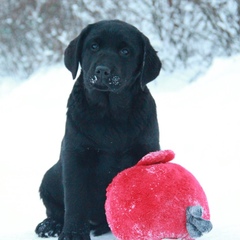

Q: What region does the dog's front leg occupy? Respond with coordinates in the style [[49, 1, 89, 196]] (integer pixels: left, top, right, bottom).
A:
[[59, 150, 91, 240]]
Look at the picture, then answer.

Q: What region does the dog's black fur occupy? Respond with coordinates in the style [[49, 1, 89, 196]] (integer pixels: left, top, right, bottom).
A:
[[35, 20, 161, 240]]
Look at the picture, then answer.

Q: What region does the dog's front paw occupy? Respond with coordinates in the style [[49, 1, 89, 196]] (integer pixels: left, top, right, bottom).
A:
[[58, 232, 90, 240], [91, 222, 110, 236], [35, 218, 63, 237]]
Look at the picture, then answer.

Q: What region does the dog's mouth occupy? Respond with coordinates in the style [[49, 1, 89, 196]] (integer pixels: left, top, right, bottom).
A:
[[88, 75, 121, 92], [91, 83, 109, 91]]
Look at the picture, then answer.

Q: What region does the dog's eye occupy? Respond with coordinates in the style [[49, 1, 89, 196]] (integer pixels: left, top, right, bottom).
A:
[[91, 43, 99, 51], [120, 48, 130, 56]]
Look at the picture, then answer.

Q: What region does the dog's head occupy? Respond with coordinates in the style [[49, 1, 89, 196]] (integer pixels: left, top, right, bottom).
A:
[[64, 20, 161, 92]]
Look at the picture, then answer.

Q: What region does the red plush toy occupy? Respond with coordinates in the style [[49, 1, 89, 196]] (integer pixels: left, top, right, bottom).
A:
[[105, 150, 213, 240]]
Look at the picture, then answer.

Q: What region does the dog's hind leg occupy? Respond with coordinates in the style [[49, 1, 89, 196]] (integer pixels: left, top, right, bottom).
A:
[[35, 162, 64, 238]]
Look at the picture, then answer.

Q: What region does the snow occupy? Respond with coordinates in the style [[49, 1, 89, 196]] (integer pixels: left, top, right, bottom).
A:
[[0, 55, 240, 239]]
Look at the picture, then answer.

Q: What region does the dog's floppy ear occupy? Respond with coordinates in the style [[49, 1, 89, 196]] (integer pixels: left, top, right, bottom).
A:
[[140, 35, 162, 89], [64, 25, 91, 79]]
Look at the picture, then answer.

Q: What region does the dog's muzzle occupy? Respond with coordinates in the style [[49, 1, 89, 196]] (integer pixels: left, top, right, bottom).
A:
[[88, 65, 121, 91], [89, 75, 121, 91]]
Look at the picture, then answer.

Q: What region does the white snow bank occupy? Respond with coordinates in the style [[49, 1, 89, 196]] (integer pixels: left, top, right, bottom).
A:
[[0, 56, 240, 239]]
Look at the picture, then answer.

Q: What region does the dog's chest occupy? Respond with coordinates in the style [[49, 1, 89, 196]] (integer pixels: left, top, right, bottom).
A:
[[85, 117, 137, 150], [68, 89, 148, 151]]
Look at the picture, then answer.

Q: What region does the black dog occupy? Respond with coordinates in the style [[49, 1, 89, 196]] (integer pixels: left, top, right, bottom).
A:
[[35, 20, 161, 240]]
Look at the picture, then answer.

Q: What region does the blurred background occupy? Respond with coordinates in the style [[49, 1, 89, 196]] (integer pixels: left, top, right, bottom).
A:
[[0, 0, 239, 85]]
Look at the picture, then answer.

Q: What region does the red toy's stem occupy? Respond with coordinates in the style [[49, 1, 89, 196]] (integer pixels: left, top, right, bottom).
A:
[[136, 150, 175, 166]]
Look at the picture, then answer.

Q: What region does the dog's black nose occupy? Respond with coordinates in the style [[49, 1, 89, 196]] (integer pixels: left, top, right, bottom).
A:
[[95, 66, 111, 78]]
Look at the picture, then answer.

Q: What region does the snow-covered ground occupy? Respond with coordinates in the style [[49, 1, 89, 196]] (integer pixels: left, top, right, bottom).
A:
[[0, 56, 240, 239]]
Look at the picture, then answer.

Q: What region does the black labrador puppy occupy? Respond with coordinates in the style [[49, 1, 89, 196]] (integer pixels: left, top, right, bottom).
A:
[[35, 20, 161, 240]]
